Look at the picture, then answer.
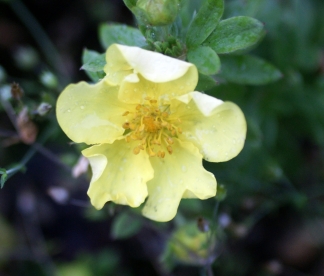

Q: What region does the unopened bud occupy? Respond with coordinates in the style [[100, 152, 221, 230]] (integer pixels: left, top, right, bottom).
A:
[[14, 46, 39, 70], [36, 102, 52, 116], [126, 0, 181, 26], [11, 82, 24, 100], [40, 71, 58, 89]]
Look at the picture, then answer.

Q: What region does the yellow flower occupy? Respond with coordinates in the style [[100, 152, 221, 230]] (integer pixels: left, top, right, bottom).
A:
[[56, 44, 246, 222]]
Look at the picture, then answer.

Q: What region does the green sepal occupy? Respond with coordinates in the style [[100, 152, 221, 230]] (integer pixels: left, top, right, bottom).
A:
[[195, 73, 217, 91], [123, 0, 136, 10], [81, 53, 106, 72], [99, 23, 147, 49], [186, 0, 224, 49], [81, 49, 106, 82], [0, 168, 8, 189], [187, 46, 220, 75], [204, 16, 265, 54], [111, 212, 143, 239], [220, 55, 282, 85]]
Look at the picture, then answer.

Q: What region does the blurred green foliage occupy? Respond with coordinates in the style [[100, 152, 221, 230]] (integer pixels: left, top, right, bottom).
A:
[[1, 0, 324, 275]]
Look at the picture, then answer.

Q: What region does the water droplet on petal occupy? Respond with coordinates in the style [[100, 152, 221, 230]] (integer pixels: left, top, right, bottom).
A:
[[80, 105, 84, 110], [67, 109, 71, 113]]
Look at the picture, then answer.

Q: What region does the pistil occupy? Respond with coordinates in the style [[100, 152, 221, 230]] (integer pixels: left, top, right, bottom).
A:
[[122, 98, 181, 158]]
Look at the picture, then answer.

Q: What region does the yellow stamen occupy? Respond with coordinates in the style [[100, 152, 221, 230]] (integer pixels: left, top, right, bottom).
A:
[[133, 147, 141, 155], [122, 98, 182, 158], [122, 122, 130, 129]]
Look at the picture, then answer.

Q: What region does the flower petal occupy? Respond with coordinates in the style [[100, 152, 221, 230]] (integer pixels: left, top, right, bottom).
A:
[[104, 44, 198, 103], [83, 140, 154, 208], [56, 80, 131, 144], [173, 92, 247, 162], [142, 140, 216, 222]]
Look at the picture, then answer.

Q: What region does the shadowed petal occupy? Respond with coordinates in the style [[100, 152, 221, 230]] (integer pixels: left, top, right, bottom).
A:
[[56, 80, 132, 144], [142, 140, 216, 222], [104, 44, 198, 103], [83, 140, 154, 208], [172, 92, 247, 162]]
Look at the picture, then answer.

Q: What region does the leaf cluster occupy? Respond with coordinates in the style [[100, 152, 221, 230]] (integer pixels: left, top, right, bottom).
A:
[[81, 0, 281, 90]]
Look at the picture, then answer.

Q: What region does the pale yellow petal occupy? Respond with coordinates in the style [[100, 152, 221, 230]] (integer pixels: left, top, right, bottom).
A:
[[142, 140, 216, 222], [103, 44, 198, 103], [56, 80, 132, 144], [172, 92, 247, 162], [82, 140, 154, 208]]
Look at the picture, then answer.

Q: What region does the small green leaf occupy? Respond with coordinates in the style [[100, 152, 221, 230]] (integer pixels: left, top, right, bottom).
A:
[[204, 16, 265, 54], [99, 24, 147, 49], [187, 46, 220, 75], [81, 53, 106, 72], [186, 0, 224, 48], [81, 49, 106, 82], [111, 212, 142, 239], [220, 55, 282, 85], [0, 168, 8, 189], [196, 73, 217, 91]]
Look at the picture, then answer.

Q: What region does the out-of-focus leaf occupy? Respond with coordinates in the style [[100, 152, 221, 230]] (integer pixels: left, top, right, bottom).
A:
[[81, 49, 106, 82], [111, 212, 142, 239], [81, 53, 106, 72], [99, 24, 147, 49], [204, 16, 265, 53], [187, 46, 220, 75], [196, 73, 217, 91], [186, 0, 224, 48], [0, 168, 7, 189], [220, 55, 282, 85]]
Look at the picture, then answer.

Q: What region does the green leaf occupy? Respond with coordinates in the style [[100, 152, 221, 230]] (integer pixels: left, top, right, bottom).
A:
[[186, 0, 224, 48], [81, 49, 106, 82], [0, 168, 8, 189], [99, 24, 147, 49], [204, 16, 265, 54], [187, 46, 220, 75], [111, 212, 142, 239], [220, 55, 282, 85], [195, 73, 217, 91], [81, 53, 106, 72]]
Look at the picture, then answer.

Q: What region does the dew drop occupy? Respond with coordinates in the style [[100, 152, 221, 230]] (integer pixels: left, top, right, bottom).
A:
[[80, 105, 84, 110], [67, 109, 71, 113]]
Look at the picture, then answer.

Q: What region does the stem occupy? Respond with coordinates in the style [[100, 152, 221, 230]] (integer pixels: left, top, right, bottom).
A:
[[9, 0, 70, 87], [6, 125, 55, 180]]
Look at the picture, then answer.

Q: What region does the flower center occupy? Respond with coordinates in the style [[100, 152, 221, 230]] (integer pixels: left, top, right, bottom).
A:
[[122, 97, 182, 158]]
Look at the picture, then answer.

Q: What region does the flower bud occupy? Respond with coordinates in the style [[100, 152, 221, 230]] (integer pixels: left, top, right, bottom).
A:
[[40, 71, 58, 89], [126, 0, 181, 26], [169, 223, 216, 265]]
